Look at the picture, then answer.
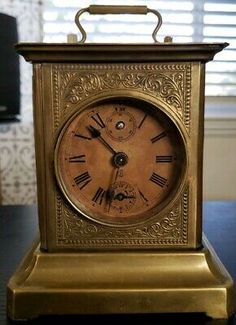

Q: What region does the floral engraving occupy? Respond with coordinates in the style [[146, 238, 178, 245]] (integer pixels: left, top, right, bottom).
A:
[[53, 63, 191, 248], [62, 71, 184, 111], [53, 64, 191, 131], [57, 186, 189, 248], [135, 208, 181, 239], [63, 73, 101, 104]]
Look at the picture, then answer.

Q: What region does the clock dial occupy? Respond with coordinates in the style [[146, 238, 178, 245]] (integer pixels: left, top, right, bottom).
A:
[[55, 98, 186, 226]]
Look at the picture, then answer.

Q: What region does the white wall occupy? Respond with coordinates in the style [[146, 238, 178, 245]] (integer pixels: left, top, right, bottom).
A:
[[0, 0, 41, 205], [203, 117, 236, 200]]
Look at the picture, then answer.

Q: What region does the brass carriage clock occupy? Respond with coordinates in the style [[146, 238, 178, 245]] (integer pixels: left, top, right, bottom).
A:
[[7, 5, 234, 320]]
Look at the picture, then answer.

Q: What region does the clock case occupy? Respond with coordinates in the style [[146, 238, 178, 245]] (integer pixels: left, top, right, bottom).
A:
[[14, 42, 225, 252], [7, 6, 234, 320]]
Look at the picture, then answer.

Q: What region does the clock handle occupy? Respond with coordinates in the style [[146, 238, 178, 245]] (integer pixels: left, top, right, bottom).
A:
[[75, 5, 162, 44]]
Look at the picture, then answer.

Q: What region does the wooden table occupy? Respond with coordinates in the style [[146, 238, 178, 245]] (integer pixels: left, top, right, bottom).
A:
[[0, 202, 235, 324]]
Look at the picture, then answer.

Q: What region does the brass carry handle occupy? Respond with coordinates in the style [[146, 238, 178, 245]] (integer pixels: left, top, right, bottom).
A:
[[75, 5, 162, 43]]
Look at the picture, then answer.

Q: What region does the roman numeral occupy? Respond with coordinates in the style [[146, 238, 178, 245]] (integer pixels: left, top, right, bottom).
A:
[[115, 106, 125, 112], [151, 131, 167, 143], [138, 114, 147, 129], [156, 155, 173, 163], [74, 133, 91, 140], [92, 187, 106, 205], [69, 155, 86, 163], [149, 172, 167, 188], [91, 112, 105, 129], [74, 172, 92, 189]]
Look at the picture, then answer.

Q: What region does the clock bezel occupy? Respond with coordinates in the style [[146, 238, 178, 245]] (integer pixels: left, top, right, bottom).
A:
[[54, 91, 188, 228]]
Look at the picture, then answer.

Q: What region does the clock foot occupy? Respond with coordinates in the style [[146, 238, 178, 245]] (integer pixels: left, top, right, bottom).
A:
[[7, 236, 234, 320]]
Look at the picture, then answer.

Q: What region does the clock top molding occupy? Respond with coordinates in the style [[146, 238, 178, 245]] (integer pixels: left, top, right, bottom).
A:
[[15, 42, 228, 63]]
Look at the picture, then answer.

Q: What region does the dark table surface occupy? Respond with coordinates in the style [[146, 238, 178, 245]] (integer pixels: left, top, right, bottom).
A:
[[0, 202, 236, 324]]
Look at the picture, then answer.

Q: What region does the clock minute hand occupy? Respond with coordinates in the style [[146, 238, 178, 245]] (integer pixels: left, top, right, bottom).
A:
[[106, 188, 115, 212], [88, 125, 117, 155]]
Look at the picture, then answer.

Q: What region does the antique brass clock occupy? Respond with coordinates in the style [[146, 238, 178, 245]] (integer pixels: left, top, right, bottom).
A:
[[7, 5, 234, 320]]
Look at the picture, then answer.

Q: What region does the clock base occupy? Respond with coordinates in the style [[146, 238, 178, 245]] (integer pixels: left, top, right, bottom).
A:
[[7, 235, 234, 321]]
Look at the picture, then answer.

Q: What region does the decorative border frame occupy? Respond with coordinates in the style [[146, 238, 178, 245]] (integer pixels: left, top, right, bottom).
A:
[[56, 186, 189, 248], [52, 63, 191, 248], [53, 63, 191, 131]]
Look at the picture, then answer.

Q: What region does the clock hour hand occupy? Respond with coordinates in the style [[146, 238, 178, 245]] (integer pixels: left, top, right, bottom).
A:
[[87, 125, 100, 138], [87, 125, 117, 155]]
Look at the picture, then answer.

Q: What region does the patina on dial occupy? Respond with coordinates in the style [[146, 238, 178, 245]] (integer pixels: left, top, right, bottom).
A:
[[55, 98, 186, 226]]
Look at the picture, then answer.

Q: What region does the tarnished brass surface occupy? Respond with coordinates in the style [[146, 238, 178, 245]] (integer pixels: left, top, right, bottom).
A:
[[33, 63, 195, 250], [13, 43, 227, 251], [15, 43, 228, 63], [9, 40, 233, 320], [7, 236, 234, 320], [74, 5, 162, 43], [88, 5, 148, 14]]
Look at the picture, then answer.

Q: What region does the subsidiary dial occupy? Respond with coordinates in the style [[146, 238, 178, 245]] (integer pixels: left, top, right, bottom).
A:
[[108, 181, 136, 213], [105, 106, 136, 141]]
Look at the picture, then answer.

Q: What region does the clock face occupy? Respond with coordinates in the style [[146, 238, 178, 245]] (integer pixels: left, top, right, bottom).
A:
[[55, 98, 186, 226]]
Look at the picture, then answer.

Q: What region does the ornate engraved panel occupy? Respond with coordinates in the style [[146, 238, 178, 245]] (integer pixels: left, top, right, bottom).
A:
[[56, 186, 189, 248], [52, 63, 191, 248], [52, 63, 192, 132]]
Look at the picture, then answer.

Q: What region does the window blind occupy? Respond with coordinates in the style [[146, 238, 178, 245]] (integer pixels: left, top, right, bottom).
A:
[[42, 0, 236, 96]]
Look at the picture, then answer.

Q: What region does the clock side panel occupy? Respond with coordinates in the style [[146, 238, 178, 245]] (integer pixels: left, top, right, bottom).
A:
[[33, 64, 47, 249], [187, 62, 206, 247], [33, 62, 205, 251], [33, 64, 58, 250]]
